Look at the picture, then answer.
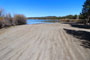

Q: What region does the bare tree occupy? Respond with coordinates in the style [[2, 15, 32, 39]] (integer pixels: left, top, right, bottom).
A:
[[0, 9, 5, 17]]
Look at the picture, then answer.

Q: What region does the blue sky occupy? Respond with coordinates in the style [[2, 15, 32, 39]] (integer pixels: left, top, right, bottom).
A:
[[0, 0, 85, 17]]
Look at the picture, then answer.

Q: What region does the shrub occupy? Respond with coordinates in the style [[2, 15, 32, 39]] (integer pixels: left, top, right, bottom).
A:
[[0, 8, 27, 29], [4, 14, 13, 27], [0, 17, 5, 28], [13, 14, 26, 25], [0, 9, 6, 28]]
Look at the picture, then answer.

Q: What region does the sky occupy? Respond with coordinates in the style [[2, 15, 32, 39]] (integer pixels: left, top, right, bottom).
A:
[[0, 0, 86, 17]]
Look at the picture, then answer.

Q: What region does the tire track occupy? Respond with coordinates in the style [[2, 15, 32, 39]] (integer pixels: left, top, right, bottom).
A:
[[0, 23, 90, 60]]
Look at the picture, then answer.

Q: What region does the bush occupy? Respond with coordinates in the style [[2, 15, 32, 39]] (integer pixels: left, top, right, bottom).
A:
[[4, 14, 12, 27], [0, 8, 27, 29], [13, 15, 26, 25], [0, 17, 5, 28], [0, 9, 10, 28]]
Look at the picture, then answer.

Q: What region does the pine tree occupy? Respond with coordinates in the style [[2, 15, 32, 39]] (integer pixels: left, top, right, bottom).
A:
[[81, 0, 90, 19]]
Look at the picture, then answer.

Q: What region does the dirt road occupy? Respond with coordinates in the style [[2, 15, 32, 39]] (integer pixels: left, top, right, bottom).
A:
[[0, 23, 90, 60]]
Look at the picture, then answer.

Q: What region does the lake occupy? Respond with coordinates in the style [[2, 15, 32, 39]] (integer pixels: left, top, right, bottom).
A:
[[27, 19, 60, 24]]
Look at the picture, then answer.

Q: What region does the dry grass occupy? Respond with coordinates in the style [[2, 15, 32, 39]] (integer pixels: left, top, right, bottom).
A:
[[60, 19, 84, 23]]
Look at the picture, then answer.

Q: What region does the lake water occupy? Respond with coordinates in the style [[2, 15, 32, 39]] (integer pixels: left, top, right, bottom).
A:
[[27, 19, 60, 24]]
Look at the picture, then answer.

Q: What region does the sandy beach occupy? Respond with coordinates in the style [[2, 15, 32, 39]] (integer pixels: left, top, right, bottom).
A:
[[0, 23, 90, 60]]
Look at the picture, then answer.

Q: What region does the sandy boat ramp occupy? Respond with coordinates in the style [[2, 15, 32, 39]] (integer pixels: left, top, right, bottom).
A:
[[0, 23, 90, 60]]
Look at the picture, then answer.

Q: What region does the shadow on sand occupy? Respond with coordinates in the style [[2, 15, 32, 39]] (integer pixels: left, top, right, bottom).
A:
[[64, 29, 90, 49], [63, 22, 90, 29], [70, 24, 90, 29]]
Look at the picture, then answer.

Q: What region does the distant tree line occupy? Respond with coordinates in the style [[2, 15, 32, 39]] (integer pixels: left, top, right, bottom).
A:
[[28, 0, 90, 24], [0, 9, 26, 28], [28, 15, 79, 20]]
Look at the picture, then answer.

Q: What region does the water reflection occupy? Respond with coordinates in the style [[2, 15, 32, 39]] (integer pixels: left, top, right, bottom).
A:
[[27, 19, 60, 24]]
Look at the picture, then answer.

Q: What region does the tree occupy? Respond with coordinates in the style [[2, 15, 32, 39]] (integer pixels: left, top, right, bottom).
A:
[[0, 9, 5, 17], [83, 0, 90, 17], [81, 0, 90, 24]]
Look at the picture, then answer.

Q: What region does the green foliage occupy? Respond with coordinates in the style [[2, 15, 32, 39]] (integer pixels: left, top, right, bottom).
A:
[[62, 15, 78, 19], [29, 15, 78, 20], [81, 0, 90, 19], [80, 0, 90, 24]]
